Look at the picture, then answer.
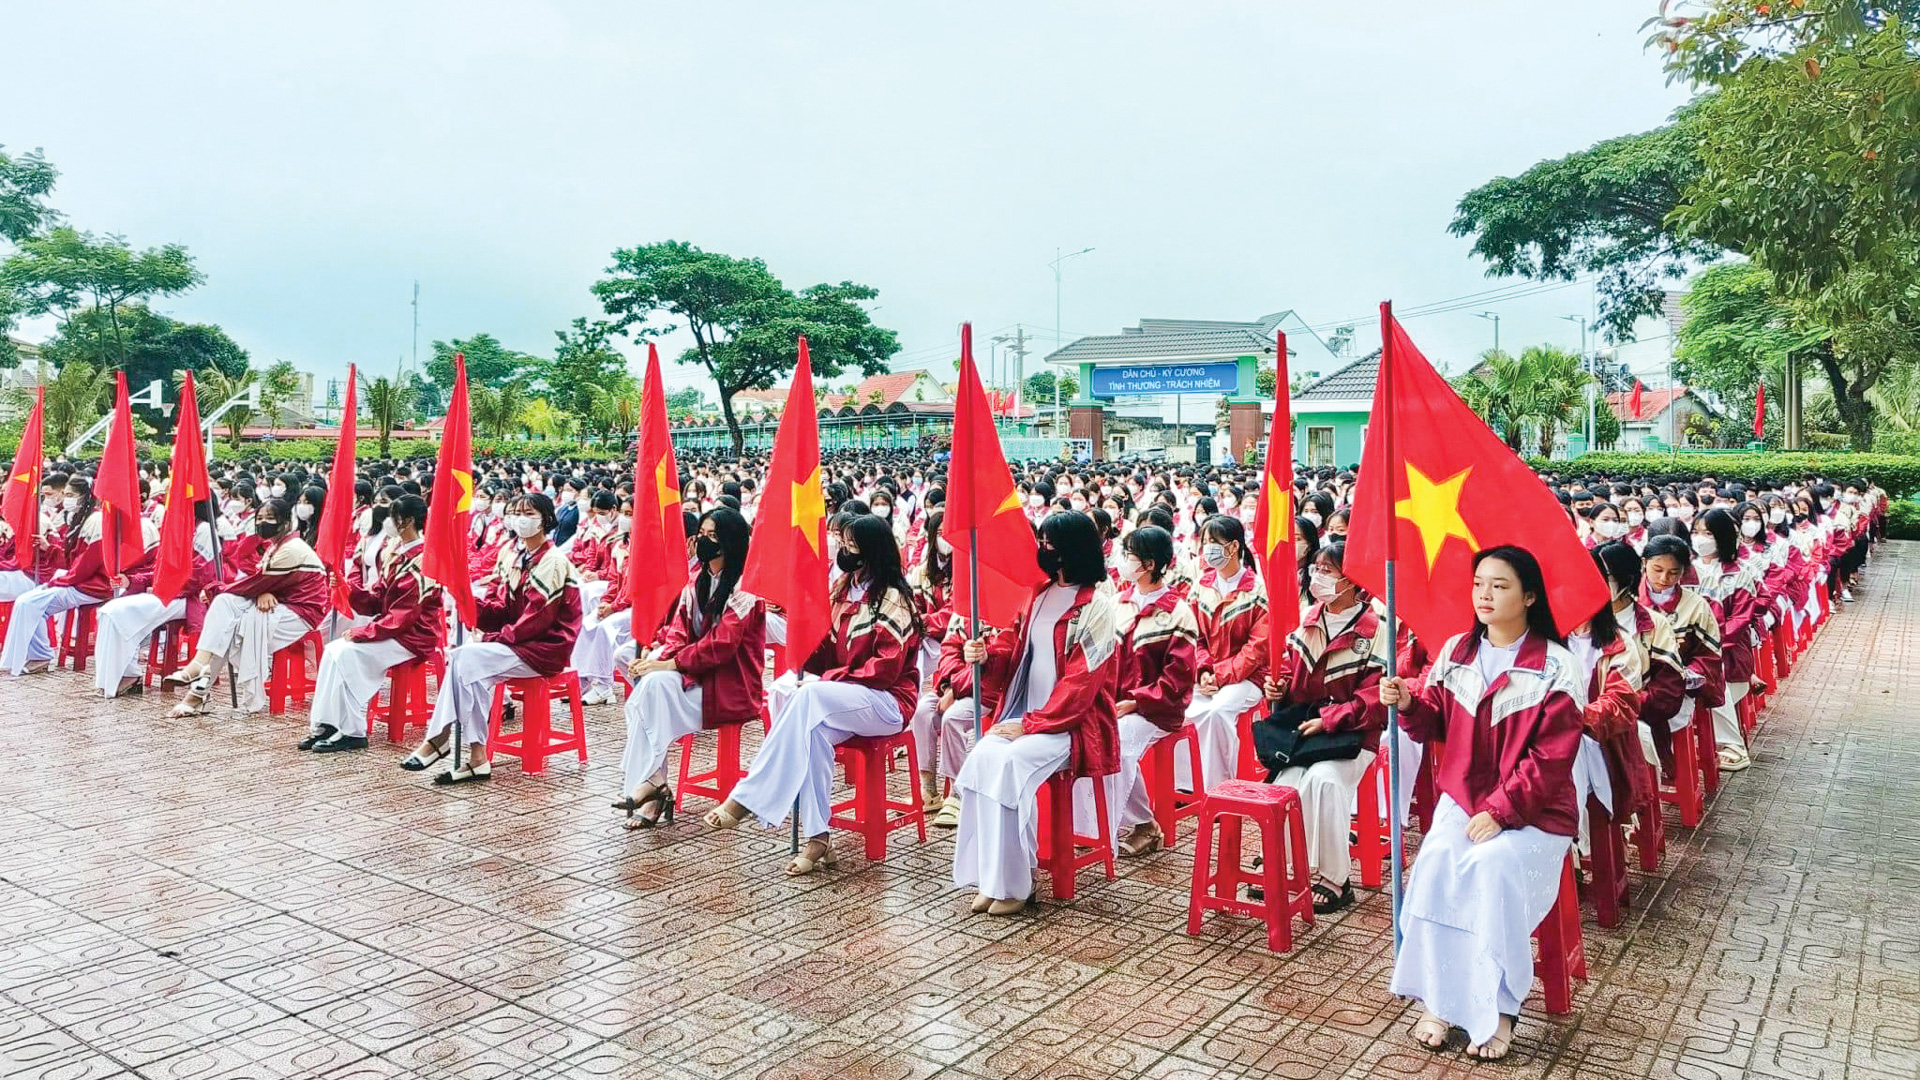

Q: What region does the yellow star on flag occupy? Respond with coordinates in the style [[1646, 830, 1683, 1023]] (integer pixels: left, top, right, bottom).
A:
[[1395, 462, 1478, 572], [1262, 473, 1292, 556], [452, 468, 474, 514], [793, 465, 826, 553], [655, 460, 681, 513], [995, 486, 1022, 516]]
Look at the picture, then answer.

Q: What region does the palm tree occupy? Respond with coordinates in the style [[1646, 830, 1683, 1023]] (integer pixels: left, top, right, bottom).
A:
[[1519, 346, 1590, 457], [13, 360, 112, 449], [1454, 350, 1530, 450], [180, 365, 258, 447], [364, 376, 413, 458], [518, 397, 571, 442]]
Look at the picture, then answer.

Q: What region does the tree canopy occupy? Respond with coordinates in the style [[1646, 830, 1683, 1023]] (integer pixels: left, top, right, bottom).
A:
[[3, 227, 203, 367], [592, 241, 900, 451], [428, 333, 539, 393], [39, 304, 248, 431]]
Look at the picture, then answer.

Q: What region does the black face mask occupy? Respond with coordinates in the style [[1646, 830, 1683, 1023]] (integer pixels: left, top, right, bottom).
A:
[[256, 519, 282, 539], [1036, 546, 1061, 579], [836, 549, 863, 574], [695, 536, 723, 563]]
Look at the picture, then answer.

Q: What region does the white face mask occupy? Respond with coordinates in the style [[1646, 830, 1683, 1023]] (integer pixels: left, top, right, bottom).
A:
[[1768, 508, 1788, 525], [1645, 507, 1666, 522], [936, 537, 953, 557], [1202, 543, 1230, 571], [63, 495, 79, 511], [510, 514, 544, 539], [1595, 519, 1625, 539], [1675, 507, 1696, 522], [381, 519, 399, 537], [472, 499, 491, 515], [1692, 533, 1718, 559], [559, 491, 576, 505], [225, 500, 246, 516], [872, 504, 892, 519], [1302, 511, 1323, 528], [294, 503, 315, 521], [1308, 570, 1341, 604], [1740, 520, 1763, 538], [615, 514, 632, 533], [1120, 554, 1144, 581], [1626, 511, 1645, 527], [1650, 585, 1676, 603]]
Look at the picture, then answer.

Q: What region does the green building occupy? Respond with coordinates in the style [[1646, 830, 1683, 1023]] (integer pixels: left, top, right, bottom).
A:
[[1290, 350, 1378, 468]]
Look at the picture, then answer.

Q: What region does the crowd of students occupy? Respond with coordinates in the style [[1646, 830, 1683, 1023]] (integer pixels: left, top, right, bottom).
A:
[[0, 447, 1887, 1061]]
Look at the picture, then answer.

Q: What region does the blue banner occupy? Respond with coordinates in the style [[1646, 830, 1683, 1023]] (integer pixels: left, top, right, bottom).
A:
[[1089, 362, 1239, 396]]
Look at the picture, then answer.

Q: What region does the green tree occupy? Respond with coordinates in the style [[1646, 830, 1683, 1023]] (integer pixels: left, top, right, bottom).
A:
[[592, 241, 900, 452], [1519, 345, 1591, 458], [1651, 2, 1920, 85], [470, 380, 530, 440], [666, 387, 703, 412], [183, 366, 257, 447], [39, 304, 248, 431], [1023, 370, 1078, 404], [256, 360, 304, 428], [0, 145, 61, 367], [428, 333, 538, 393], [2, 227, 203, 365], [518, 397, 571, 441], [1454, 350, 1531, 451], [1450, 106, 1719, 340], [8, 359, 112, 449], [543, 317, 631, 424], [364, 375, 413, 458]]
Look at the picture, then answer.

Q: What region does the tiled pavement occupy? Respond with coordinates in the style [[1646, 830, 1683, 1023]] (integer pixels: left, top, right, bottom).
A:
[[3, 543, 1917, 1080]]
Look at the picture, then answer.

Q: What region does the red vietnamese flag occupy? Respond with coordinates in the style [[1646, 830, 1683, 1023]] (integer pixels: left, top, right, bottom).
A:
[[1252, 330, 1298, 673], [154, 372, 212, 604], [627, 342, 689, 633], [95, 372, 146, 572], [947, 323, 1045, 629], [423, 353, 477, 628], [1753, 383, 1766, 439], [315, 365, 359, 613], [1346, 305, 1609, 648], [2, 387, 44, 568], [1628, 379, 1644, 420], [738, 337, 829, 671]]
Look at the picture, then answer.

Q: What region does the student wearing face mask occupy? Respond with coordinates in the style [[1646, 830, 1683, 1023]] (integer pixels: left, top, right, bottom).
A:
[[291, 485, 325, 549], [704, 514, 924, 876], [905, 510, 958, 816], [405, 493, 583, 784], [1592, 541, 1686, 783], [952, 512, 1121, 914], [614, 508, 764, 827], [1690, 509, 1758, 772], [1563, 549, 1651, 879], [550, 478, 588, 548], [572, 499, 635, 707], [91, 500, 216, 698], [1637, 531, 1723, 777], [1254, 542, 1390, 913], [3, 478, 129, 676], [164, 498, 330, 715], [300, 496, 441, 755], [1617, 497, 1650, 553], [1758, 497, 1812, 638], [1109, 526, 1200, 857], [1181, 515, 1270, 791]]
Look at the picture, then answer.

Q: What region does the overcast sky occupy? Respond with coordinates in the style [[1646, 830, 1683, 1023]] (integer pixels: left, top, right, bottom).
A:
[[4, 1, 1691, 400]]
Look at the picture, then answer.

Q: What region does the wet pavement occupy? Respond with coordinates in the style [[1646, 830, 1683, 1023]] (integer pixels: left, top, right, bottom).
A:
[[2, 542, 1916, 1079]]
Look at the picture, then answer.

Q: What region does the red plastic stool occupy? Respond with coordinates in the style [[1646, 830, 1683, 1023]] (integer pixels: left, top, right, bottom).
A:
[[1659, 715, 1705, 828], [267, 631, 323, 715], [369, 656, 433, 743], [1350, 753, 1405, 889], [829, 729, 927, 860], [1633, 760, 1665, 872], [675, 720, 750, 812], [1532, 852, 1588, 1014], [1035, 769, 1116, 901], [1234, 705, 1266, 781], [1771, 620, 1794, 680], [1583, 794, 1629, 929], [1186, 779, 1314, 951], [486, 669, 588, 774], [58, 605, 97, 672], [145, 620, 195, 688], [1141, 723, 1205, 845], [1694, 701, 1720, 797]]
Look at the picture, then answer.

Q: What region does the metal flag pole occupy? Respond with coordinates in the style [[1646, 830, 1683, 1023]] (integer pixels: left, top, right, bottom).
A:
[[204, 497, 239, 709], [970, 530, 983, 744], [1380, 301, 1405, 956]]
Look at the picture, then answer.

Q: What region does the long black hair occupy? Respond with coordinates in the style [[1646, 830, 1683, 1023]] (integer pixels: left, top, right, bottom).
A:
[[696, 507, 750, 621], [1592, 540, 1642, 601], [1470, 544, 1562, 646], [63, 476, 97, 557], [1697, 507, 1739, 565], [921, 508, 949, 589], [1584, 548, 1622, 649], [1039, 510, 1106, 588], [841, 513, 924, 639], [1122, 524, 1174, 584], [297, 484, 326, 546], [1643, 532, 1692, 572]]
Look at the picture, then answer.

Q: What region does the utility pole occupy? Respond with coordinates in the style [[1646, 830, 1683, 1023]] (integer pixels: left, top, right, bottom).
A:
[[1010, 325, 1029, 425], [410, 280, 420, 379], [1562, 314, 1592, 446], [1049, 246, 1094, 434], [1474, 311, 1501, 357]]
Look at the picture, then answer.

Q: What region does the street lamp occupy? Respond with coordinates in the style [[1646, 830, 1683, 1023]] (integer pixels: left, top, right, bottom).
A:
[[1473, 311, 1501, 357], [1561, 314, 1593, 447], [1049, 246, 1095, 432], [991, 334, 1013, 398]]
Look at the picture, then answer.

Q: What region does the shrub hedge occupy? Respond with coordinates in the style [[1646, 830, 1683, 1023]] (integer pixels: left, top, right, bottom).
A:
[[1889, 500, 1920, 541], [197, 438, 624, 465], [1549, 452, 1920, 499]]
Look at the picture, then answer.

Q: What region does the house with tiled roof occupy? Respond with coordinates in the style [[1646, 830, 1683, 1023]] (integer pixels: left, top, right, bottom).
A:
[[1288, 350, 1381, 467], [1604, 385, 1714, 451]]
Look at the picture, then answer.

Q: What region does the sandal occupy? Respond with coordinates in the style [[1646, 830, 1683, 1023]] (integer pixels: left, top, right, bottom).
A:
[[1410, 1014, 1452, 1051], [618, 784, 674, 829], [432, 761, 491, 785], [969, 892, 993, 914], [786, 839, 836, 876], [169, 682, 211, 717], [1466, 1015, 1516, 1061], [1118, 824, 1163, 858], [703, 804, 751, 830], [1311, 881, 1355, 914], [986, 894, 1033, 916], [399, 745, 447, 772]]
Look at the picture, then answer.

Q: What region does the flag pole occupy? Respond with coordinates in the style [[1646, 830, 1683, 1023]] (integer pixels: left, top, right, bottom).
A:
[[970, 528, 983, 743], [1380, 301, 1405, 956]]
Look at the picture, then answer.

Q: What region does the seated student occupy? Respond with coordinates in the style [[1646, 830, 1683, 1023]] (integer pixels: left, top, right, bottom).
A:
[[93, 501, 216, 698], [1379, 546, 1584, 1062], [1565, 552, 1649, 858], [1691, 508, 1759, 773], [917, 610, 1007, 829], [1182, 515, 1270, 790], [165, 498, 331, 714], [906, 509, 956, 814], [1638, 530, 1724, 775], [301, 495, 441, 755], [1110, 525, 1199, 857], [1592, 541, 1686, 789], [1256, 541, 1389, 912], [703, 514, 922, 876], [953, 511, 1122, 914], [572, 496, 632, 707], [615, 508, 765, 828], [0, 474, 69, 603], [403, 493, 583, 783], [2, 477, 119, 675]]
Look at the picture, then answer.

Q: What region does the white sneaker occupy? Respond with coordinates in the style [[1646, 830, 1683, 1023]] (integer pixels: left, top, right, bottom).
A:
[[1841, 589, 1855, 603], [582, 684, 612, 706]]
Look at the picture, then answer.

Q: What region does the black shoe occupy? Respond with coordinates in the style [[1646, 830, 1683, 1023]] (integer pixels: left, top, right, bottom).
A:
[[298, 725, 339, 751], [312, 734, 369, 754], [1311, 881, 1355, 914]]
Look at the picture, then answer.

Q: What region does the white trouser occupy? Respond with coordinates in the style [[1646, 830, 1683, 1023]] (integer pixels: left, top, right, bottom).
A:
[[1570, 735, 1614, 856], [952, 731, 1073, 901], [310, 638, 415, 738], [1115, 715, 1173, 830], [728, 677, 905, 837], [0, 569, 38, 602], [1181, 679, 1262, 790], [2, 585, 102, 675], [765, 610, 787, 647], [197, 593, 315, 713], [1272, 749, 1376, 887], [1710, 680, 1749, 753], [92, 593, 186, 695], [425, 641, 536, 749], [911, 690, 981, 781], [621, 670, 705, 791], [572, 606, 632, 690]]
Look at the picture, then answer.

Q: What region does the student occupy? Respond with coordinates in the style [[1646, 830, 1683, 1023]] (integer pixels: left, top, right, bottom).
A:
[[1689, 509, 1757, 772], [301, 495, 441, 755], [1182, 515, 1269, 790], [703, 514, 922, 876], [953, 511, 1122, 914], [1110, 525, 1199, 858], [1257, 541, 1389, 912], [1637, 531, 1722, 776], [164, 498, 330, 714], [1380, 546, 1584, 1061], [92, 501, 216, 698], [1, 477, 118, 676], [906, 509, 955, 814], [615, 508, 765, 827], [1565, 551, 1649, 860], [404, 493, 583, 783]]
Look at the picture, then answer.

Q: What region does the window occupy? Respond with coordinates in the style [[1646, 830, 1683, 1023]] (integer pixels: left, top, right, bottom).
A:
[[1307, 426, 1335, 467], [1109, 434, 1127, 456]]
